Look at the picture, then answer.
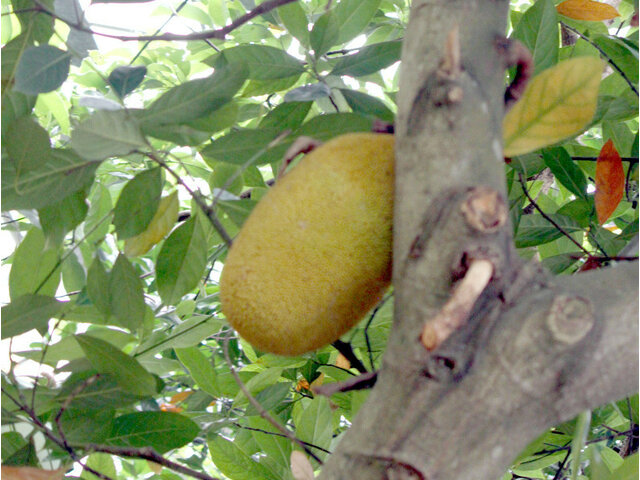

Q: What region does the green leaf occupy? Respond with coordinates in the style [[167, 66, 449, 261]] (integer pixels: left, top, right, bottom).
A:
[[156, 217, 208, 305], [106, 411, 199, 454], [216, 45, 305, 80], [1, 295, 65, 338], [201, 128, 280, 166], [108, 254, 146, 330], [8, 227, 60, 299], [248, 416, 292, 471], [59, 407, 115, 444], [244, 382, 291, 416], [311, 11, 339, 57], [108, 65, 147, 98], [14, 45, 71, 94], [515, 214, 582, 247], [284, 82, 331, 102], [542, 147, 588, 199], [208, 435, 279, 480], [12, 0, 54, 44], [259, 101, 312, 130], [293, 397, 333, 458], [294, 112, 373, 140], [1, 91, 37, 137], [340, 88, 394, 122], [512, 0, 559, 73], [541, 252, 581, 274], [113, 167, 163, 239], [75, 333, 157, 396], [57, 371, 147, 410], [334, 0, 382, 45], [219, 199, 257, 227], [330, 40, 402, 77], [601, 453, 639, 480], [593, 34, 639, 85], [136, 315, 223, 358], [278, 1, 309, 46], [82, 453, 116, 480], [71, 110, 146, 161], [1, 148, 99, 211], [38, 189, 89, 247], [175, 346, 219, 396], [4, 116, 51, 171], [87, 257, 112, 316], [138, 63, 248, 126]]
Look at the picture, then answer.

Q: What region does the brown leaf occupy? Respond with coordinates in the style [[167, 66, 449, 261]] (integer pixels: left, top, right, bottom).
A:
[[557, 0, 620, 21], [595, 139, 624, 224], [1, 466, 66, 480]]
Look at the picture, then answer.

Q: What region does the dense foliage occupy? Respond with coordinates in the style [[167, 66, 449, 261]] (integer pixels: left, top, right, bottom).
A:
[[1, 0, 638, 479]]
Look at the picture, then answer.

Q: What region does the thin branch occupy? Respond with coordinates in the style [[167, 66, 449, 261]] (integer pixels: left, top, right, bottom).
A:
[[222, 335, 324, 464], [535, 428, 637, 456], [364, 293, 393, 370], [33, 210, 112, 295], [313, 371, 378, 397], [573, 156, 638, 162], [74, 444, 220, 480], [331, 340, 368, 374], [130, 0, 189, 64], [518, 173, 592, 256], [561, 22, 639, 96], [144, 150, 233, 247], [29, 0, 297, 43], [551, 450, 572, 480], [233, 423, 333, 454]]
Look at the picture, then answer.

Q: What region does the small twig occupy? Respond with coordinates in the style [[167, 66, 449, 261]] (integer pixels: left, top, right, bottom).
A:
[[232, 423, 332, 454], [421, 259, 494, 351], [518, 173, 592, 256], [560, 22, 639, 97], [331, 340, 368, 374], [222, 335, 324, 464], [313, 371, 378, 397]]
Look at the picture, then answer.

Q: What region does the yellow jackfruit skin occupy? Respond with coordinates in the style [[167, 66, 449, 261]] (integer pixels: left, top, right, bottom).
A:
[[220, 132, 394, 356]]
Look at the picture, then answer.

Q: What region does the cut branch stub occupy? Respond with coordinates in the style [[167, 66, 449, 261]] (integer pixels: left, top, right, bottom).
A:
[[421, 258, 494, 350], [461, 186, 508, 233], [546, 294, 594, 344]]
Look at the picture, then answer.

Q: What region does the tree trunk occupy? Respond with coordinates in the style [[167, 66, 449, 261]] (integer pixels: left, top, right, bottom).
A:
[[318, 1, 639, 478]]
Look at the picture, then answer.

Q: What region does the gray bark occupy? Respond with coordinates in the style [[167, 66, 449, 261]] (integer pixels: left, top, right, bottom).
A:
[[318, 1, 639, 479]]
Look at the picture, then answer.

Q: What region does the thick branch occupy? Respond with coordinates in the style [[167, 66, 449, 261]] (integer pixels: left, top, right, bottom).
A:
[[318, 1, 638, 479]]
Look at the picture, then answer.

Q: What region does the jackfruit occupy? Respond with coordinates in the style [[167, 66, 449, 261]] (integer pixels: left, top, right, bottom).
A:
[[220, 132, 394, 356]]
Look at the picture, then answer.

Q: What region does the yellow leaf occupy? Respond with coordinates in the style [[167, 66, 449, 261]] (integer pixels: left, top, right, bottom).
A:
[[503, 56, 603, 157], [557, 0, 620, 21], [124, 191, 179, 256], [310, 372, 325, 389], [335, 353, 351, 370]]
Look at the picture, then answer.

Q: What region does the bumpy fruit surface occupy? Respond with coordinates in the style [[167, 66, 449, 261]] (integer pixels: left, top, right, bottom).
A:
[[220, 132, 394, 356]]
